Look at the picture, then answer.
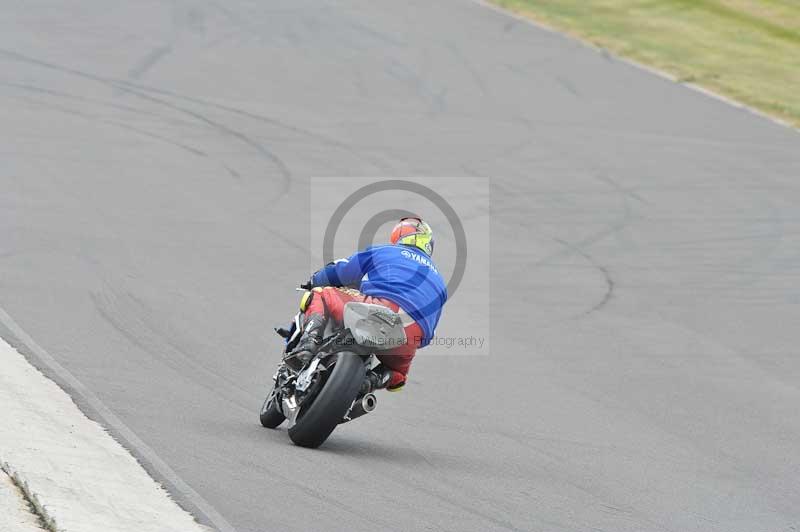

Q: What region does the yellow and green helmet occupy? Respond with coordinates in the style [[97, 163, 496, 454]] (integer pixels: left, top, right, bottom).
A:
[[390, 216, 434, 256]]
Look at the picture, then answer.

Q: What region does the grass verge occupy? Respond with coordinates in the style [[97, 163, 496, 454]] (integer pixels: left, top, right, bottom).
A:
[[491, 0, 800, 128]]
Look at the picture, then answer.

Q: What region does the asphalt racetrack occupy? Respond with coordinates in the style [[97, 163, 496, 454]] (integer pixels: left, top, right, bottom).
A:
[[2, 2, 800, 531]]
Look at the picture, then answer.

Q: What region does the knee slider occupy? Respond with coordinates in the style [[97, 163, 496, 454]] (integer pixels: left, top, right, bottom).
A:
[[299, 287, 324, 312], [299, 290, 313, 312]]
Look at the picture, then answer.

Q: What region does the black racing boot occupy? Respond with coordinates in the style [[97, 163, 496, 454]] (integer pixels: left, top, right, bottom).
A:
[[367, 363, 407, 392], [361, 364, 392, 394], [284, 313, 327, 371]]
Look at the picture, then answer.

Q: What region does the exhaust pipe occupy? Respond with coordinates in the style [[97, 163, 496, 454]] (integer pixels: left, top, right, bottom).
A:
[[362, 393, 377, 412], [341, 393, 377, 423]]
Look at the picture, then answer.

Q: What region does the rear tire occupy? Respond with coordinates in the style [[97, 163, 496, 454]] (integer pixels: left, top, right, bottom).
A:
[[288, 353, 365, 448], [260, 390, 285, 428]]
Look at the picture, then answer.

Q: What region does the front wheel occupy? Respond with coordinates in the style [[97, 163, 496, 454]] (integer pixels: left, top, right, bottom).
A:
[[260, 389, 285, 428], [288, 353, 365, 448]]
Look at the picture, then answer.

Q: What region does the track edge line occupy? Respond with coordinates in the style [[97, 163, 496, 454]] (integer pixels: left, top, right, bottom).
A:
[[0, 305, 237, 532], [469, 0, 799, 133]]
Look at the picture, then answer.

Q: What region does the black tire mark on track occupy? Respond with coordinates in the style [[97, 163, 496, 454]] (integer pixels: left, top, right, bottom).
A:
[[0, 49, 293, 195], [499, 117, 643, 271], [128, 45, 172, 80], [115, 83, 293, 195], [445, 41, 489, 98], [91, 288, 258, 414], [554, 238, 615, 317], [113, 80, 397, 173], [5, 93, 209, 158], [0, 82, 198, 128]]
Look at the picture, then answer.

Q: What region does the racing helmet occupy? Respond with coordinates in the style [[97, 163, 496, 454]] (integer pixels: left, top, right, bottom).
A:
[[390, 216, 434, 256]]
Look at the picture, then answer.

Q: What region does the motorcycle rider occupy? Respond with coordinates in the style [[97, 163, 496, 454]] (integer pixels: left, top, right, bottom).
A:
[[286, 216, 447, 391]]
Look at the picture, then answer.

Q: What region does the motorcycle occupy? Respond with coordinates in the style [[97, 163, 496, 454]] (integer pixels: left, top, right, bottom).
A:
[[259, 294, 406, 448]]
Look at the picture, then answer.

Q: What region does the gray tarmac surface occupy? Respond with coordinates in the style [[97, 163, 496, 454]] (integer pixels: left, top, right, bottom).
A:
[[2, 1, 800, 531]]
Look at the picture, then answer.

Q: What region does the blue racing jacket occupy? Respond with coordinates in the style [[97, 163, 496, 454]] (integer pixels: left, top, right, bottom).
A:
[[311, 244, 447, 347]]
